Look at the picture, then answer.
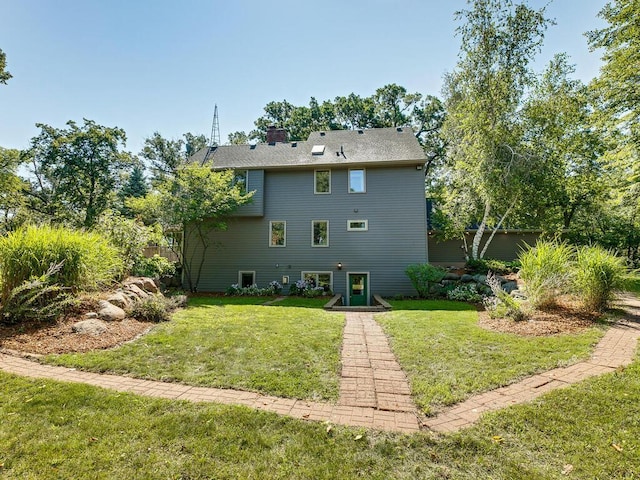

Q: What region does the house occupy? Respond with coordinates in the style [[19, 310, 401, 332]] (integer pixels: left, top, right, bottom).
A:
[[187, 126, 428, 305]]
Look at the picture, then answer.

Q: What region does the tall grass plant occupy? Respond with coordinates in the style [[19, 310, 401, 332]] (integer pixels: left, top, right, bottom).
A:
[[574, 245, 626, 311]]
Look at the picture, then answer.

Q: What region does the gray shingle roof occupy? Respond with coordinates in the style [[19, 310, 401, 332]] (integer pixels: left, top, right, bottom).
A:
[[190, 127, 426, 169]]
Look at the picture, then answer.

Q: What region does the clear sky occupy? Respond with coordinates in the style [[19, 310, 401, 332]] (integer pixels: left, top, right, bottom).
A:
[[0, 0, 607, 154]]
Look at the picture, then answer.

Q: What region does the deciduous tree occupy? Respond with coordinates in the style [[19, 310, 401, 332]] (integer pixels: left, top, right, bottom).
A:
[[0, 48, 11, 85]]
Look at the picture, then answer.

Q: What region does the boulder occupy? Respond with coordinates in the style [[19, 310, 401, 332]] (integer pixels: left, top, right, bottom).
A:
[[460, 274, 474, 283], [97, 300, 126, 321], [443, 272, 461, 281], [84, 312, 98, 319], [126, 284, 149, 299], [141, 278, 159, 294], [503, 281, 518, 293], [106, 291, 132, 309], [72, 319, 107, 335]]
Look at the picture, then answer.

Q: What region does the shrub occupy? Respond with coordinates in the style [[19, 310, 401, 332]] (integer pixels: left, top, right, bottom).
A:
[[405, 263, 446, 298], [0, 225, 123, 299], [0, 262, 76, 324], [287, 279, 331, 297], [485, 271, 527, 321], [446, 283, 483, 302], [93, 211, 159, 275], [573, 245, 626, 312], [127, 294, 186, 322], [518, 240, 573, 309], [226, 281, 282, 296], [133, 254, 176, 278]]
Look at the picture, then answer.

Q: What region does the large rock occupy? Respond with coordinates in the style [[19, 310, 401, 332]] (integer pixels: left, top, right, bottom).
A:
[[126, 283, 149, 299], [72, 319, 107, 335], [460, 274, 474, 283], [141, 278, 159, 294], [503, 281, 518, 293], [106, 291, 132, 309], [443, 272, 461, 281], [97, 300, 126, 321]]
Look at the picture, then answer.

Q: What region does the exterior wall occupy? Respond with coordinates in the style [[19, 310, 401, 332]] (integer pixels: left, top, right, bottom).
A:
[[232, 169, 264, 217], [185, 165, 428, 297], [428, 231, 541, 266]]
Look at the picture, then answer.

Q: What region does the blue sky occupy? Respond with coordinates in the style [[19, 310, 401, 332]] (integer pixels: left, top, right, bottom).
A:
[[0, 0, 607, 153]]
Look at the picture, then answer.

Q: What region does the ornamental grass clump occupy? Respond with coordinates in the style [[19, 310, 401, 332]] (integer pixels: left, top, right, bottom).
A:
[[518, 240, 573, 309], [573, 245, 626, 312]]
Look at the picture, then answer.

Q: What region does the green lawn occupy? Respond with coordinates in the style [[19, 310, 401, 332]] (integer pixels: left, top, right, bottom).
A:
[[2, 359, 639, 479], [45, 298, 344, 401], [378, 299, 606, 414], [268, 296, 330, 308]]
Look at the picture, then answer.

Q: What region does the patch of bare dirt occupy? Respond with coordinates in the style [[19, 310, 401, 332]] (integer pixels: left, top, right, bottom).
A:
[[478, 299, 602, 336], [0, 316, 155, 355]]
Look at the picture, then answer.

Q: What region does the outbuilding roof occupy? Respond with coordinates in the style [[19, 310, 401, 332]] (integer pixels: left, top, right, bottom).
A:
[[190, 127, 426, 169]]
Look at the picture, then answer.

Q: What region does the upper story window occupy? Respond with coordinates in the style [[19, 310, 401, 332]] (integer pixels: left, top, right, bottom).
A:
[[314, 169, 331, 194], [349, 169, 366, 193], [312, 220, 329, 247], [233, 170, 248, 194], [269, 221, 286, 247]]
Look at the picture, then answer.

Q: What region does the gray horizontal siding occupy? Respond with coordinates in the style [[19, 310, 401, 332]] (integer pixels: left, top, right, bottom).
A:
[[184, 165, 428, 297], [232, 170, 264, 217]]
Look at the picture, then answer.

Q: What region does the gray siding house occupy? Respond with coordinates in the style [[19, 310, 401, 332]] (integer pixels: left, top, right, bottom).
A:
[[187, 126, 428, 305]]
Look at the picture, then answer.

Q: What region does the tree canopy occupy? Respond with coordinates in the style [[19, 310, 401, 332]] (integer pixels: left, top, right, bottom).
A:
[[0, 48, 11, 85]]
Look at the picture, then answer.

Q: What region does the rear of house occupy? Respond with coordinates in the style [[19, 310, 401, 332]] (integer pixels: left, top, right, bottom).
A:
[[185, 127, 428, 305]]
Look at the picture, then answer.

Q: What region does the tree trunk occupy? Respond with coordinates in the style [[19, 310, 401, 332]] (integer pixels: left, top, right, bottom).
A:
[[479, 199, 516, 259], [472, 200, 491, 260]]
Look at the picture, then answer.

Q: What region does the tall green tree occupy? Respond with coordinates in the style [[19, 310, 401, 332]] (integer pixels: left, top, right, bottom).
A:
[[0, 147, 27, 232], [0, 48, 12, 85], [24, 119, 131, 228], [140, 131, 207, 185], [133, 164, 253, 292], [438, 0, 551, 259]]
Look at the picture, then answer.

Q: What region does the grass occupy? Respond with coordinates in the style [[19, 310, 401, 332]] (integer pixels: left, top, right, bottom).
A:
[[45, 297, 344, 401], [624, 273, 640, 295], [2, 357, 640, 478], [378, 299, 605, 414], [269, 296, 330, 308]]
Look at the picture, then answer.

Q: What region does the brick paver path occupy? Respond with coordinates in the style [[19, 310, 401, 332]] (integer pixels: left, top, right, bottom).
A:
[[339, 312, 417, 412], [424, 294, 640, 433], [1, 296, 638, 434]]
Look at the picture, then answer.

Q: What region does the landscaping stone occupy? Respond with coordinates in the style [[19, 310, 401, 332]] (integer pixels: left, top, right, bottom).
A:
[[503, 281, 518, 293], [475, 274, 487, 285], [126, 284, 149, 299], [460, 274, 474, 282], [97, 300, 126, 321], [443, 273, 461, 281], [72, 319, 107, 335], [84, 312, 98, 319], [141, 278, 159, 293], [106, 291, 132, 309]]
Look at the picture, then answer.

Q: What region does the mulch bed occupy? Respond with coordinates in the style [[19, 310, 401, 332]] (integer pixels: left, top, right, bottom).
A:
[[478, 299, 602, 336], [0, 316, 155, 355]]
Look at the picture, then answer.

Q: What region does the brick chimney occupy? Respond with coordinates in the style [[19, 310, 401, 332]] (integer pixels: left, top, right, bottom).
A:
[[266, 125, 288, 144]]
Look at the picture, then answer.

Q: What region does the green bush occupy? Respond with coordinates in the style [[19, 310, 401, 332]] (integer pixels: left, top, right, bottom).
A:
[[518, 240, 573, 309], [574, 245, 626, 312], [133, 254, 176, 278], [127, 294, 187, 322], [0, 225, 123, 299], [405, 263, 446, 298], [485, 271, 527, 321]]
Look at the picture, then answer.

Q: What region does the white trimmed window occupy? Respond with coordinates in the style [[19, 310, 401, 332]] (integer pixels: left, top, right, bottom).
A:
[[302, 271, 333, 293], [348, 168, 366, 193], [312, 220, 329, 247], [269, 221, 286, 247], [347, 220, 368, 231], [233, 170, 248, 195], [314, 169, 331, 194]]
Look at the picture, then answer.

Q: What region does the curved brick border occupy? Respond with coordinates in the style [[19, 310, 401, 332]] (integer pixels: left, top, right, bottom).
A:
[[0, 296, 638, 434]]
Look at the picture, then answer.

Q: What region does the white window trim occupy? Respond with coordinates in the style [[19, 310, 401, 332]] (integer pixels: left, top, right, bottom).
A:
[[301, 271, 333, 292], [314, 169, 331, 194], [347, 219, 368, 231], [238, 270, 256, 287], [269, 220, 287, 247], [234, 170, 249, 193], [311, 220, 329, 247], [348, 168, 366, 194]]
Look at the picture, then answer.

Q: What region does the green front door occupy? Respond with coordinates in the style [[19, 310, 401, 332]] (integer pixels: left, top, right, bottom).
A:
[[349, 274, 368, 306]]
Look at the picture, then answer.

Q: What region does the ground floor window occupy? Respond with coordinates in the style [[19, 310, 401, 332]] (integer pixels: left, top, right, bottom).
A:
[[238, 271, 255, 288], [302, 271, 333, 293]]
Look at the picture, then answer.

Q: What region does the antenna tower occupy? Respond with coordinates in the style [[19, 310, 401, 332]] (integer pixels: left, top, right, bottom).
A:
[[210, 104, 221, 146]]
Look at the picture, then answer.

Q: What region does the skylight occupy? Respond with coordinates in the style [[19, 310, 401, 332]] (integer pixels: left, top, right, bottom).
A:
[[311, 145, 325, 155]]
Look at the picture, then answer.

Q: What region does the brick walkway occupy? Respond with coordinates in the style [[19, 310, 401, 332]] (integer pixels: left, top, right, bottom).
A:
[[424, 295, 640, 432], [0, 297, 638, 434]]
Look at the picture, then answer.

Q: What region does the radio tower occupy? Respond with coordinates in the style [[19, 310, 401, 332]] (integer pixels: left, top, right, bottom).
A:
[[210, 104, 221, 146]]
